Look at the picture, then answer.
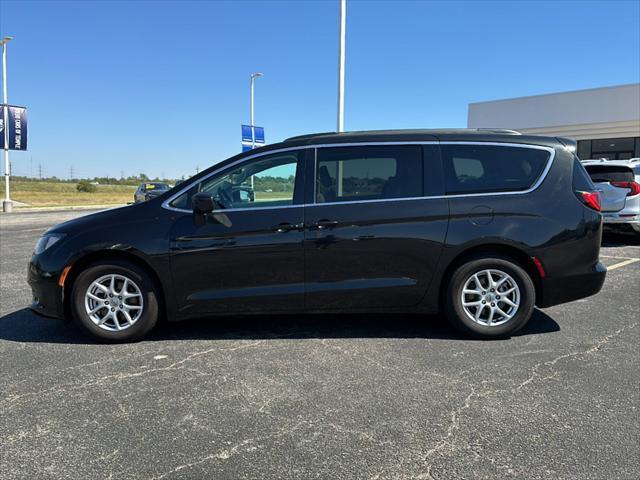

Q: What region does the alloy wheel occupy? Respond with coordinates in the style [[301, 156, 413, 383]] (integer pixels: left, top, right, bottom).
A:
[[460, 269, 520, 326], [84, 274, 144, 331]]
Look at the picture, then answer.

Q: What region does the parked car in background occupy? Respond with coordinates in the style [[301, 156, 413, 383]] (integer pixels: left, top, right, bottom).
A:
[[581, 158, 640, 235], [134, 182, 172, 203], [28, 129, 606, 342]]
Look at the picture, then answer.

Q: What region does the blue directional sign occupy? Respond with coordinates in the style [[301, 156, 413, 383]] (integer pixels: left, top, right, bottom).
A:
[[241, 124, 265, 152]]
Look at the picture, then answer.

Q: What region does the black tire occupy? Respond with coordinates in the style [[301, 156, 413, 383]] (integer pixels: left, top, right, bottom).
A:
[[445, 256, 535, 339], [71, 260, 159, 342]]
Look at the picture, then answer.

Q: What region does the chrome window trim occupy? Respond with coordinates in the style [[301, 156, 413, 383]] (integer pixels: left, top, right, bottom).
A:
[[162, 141, 555, 213]]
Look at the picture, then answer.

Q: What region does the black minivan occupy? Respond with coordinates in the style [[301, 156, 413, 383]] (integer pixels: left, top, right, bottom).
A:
[[28, 129, 606, 342]]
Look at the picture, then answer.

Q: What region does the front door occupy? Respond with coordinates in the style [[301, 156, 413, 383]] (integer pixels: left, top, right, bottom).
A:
[[304, 144, 449, 311], [168, 150, 306, 317]]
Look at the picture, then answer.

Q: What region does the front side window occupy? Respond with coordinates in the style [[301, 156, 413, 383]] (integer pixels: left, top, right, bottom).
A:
[[169, 151, 301, 210], [442, 144, 550, 194], [315, 145, 422, 203]]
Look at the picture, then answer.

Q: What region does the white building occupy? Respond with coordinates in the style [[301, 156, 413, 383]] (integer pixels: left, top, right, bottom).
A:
[[468, 83, 640, 160]]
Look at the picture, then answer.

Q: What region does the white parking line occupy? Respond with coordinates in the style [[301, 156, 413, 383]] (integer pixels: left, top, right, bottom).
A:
[[607, 258, 640, 270], [600, 255, 640, 260]]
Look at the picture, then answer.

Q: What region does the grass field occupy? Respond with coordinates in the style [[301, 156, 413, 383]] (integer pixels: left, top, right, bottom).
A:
[[0, 181, 136, 208], [0, 181, 296, 208]]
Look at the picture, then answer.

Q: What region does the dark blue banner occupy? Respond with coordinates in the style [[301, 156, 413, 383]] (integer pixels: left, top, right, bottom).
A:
[[0, 105, 28, 151], [241, 124, 265, 152], [241, 125, 253, 143], [254, 126, 265, 144]]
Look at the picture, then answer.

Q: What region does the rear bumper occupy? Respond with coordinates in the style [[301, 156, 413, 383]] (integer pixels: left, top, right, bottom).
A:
[[602, 213, 640, 225], [537, 261, 606, 308]]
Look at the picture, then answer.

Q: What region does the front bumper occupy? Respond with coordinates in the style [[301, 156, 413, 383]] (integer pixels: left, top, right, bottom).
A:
[[537, 261, 606, 308], [27, 261, 65, 320]]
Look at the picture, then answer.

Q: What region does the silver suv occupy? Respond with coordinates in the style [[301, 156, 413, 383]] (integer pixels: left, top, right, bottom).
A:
[[581, 158, 640, 235]]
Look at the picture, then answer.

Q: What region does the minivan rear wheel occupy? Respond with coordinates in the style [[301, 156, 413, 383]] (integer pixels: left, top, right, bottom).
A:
[[445, 256, 535, 338], [71, 260, 159, 342]]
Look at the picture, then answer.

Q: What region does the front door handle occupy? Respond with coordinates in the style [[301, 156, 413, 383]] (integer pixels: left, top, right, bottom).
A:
[[273, 222, 304, 233], [310, 219, 339, 230]]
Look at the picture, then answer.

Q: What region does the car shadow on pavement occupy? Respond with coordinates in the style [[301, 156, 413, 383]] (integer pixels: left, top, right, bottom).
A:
[[0, 308, 560, 344]]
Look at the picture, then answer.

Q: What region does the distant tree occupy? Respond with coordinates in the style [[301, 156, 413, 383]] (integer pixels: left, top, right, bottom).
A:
[[139, 173, 149, 181], [77, 180, 97, 193]]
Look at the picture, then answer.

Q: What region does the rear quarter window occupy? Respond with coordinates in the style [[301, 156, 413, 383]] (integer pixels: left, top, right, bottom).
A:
[[573, 159, 596, 190], [441, 144, 550, 194]]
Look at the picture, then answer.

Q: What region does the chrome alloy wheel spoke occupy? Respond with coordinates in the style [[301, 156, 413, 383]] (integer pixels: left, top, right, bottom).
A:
[[460, 269, 521, 327], [84, 274, 144, 332]]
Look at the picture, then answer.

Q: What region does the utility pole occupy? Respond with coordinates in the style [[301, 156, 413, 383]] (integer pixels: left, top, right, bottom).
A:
[[337, 0, 346, 133], [70, 166, 74, 180], [38, 163, 42, 180], [1, 36, 14, 212]]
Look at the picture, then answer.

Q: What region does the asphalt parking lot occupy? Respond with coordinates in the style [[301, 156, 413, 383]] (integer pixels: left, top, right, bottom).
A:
[[1, 210, 638, 480]]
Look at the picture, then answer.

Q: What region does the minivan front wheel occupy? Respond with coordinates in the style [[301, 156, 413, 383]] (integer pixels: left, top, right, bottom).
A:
[[71, 261, 159, 342], [445, 257, 535, 338]]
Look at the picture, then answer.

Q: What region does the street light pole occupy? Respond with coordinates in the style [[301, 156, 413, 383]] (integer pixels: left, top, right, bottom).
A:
[[1, 36, 13, 213], [250, 72, 263, 148], [250, 72, 263, 189], [337, 0, 346, 133]]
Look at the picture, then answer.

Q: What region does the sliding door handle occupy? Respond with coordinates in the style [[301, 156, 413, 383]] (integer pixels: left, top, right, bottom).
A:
[[310, 219, 339, 230]]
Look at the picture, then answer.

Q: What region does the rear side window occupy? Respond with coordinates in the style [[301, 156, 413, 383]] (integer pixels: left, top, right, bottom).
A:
[[316, 145, 422, 203], [441, 144, 550, 194], [583, 165, 634, 183]]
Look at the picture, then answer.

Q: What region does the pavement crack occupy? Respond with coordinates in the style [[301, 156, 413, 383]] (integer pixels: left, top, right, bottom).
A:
[[149, 420, 308, 479], [324, 422, 393, 447], [421, 381, 480, 473], [1, 340, 265, 408], [517, 322, 637, 390]]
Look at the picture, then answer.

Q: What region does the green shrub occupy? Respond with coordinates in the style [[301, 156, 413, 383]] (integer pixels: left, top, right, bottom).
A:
[[76, 180, 97, 193]]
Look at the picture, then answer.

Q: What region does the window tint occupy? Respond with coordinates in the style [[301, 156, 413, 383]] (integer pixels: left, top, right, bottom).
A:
[[583, 164, 634, 183], [315, 146, 422, 203], [441, 145, 550, 194], [169, 152, 301, 210]]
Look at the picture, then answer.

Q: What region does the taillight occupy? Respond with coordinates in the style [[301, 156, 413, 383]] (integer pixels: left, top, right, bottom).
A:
[[610, 181, 640, 196], [576, 190, 602, 212]]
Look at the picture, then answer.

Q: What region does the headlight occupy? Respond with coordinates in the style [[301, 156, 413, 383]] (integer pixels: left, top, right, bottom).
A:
[[34, 233, 66, 255]]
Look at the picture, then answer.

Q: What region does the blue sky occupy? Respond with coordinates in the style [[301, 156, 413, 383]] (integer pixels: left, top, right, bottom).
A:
[[1, 0, 639, 179]]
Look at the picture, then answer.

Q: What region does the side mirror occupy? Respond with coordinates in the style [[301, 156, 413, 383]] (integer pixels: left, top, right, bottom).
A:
[[192, 192, 216, 214]]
